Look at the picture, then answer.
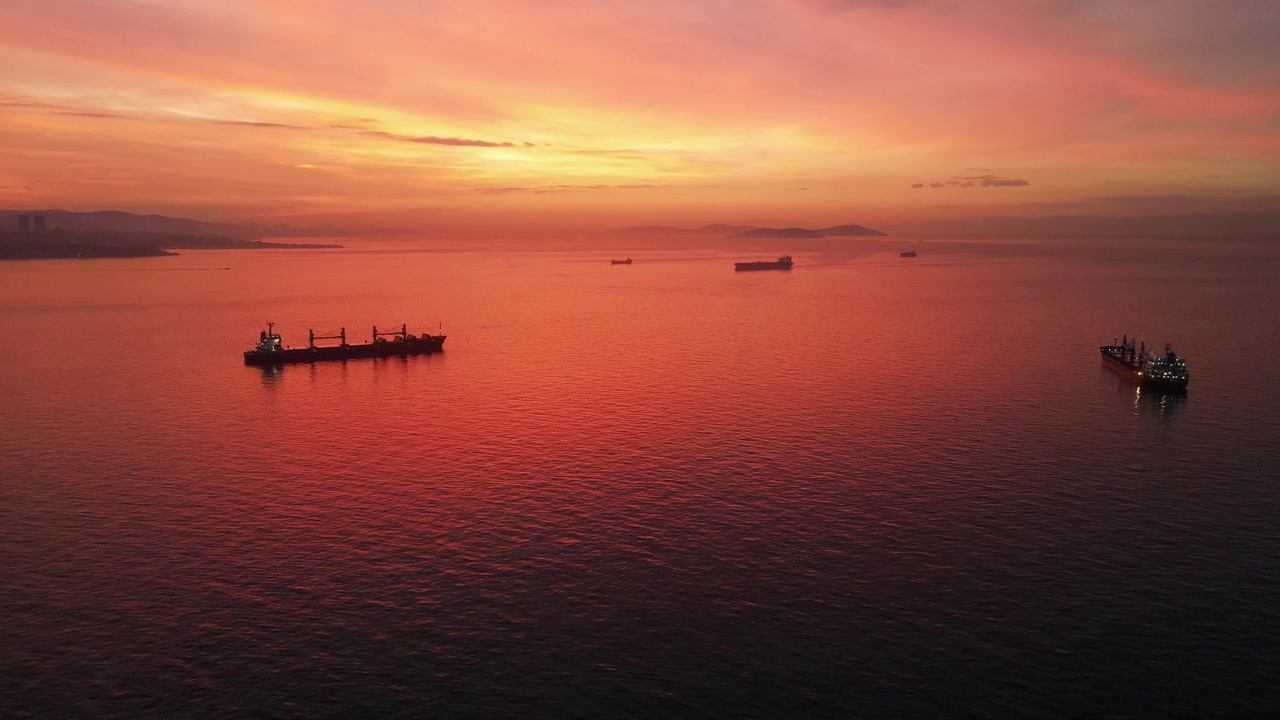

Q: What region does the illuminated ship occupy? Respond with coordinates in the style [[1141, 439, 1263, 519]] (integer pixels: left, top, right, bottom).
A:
[[1100, 335, 1189, 390], [734, 255, 793, 271], [611, 258, 633, 265], [244, 322, 445, 366]]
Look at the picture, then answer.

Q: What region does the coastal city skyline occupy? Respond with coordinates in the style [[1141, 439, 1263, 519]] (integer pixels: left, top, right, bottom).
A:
[[3, 0, 1278, 232]]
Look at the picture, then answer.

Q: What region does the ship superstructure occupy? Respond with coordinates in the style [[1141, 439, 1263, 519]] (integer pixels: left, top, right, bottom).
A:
[[1100, 335, 1188, 390]]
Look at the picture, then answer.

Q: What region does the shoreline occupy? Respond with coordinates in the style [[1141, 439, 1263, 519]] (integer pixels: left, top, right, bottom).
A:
[[0, 238, 344, 260]]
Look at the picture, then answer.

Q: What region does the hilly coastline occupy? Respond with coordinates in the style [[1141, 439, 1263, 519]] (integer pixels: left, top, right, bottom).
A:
[[894, 210, 1280, 238], [613, 222, 886, 237], [0, 209, 405, 238], [0, 210, 345, 260], [609, 223, 758, 236], [734, 227, 823, 239]]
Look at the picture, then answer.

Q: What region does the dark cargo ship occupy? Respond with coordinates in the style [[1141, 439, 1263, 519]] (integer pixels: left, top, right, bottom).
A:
[[735, 255, 793, 271], [244, 323, 445, 366], [1100, 335, 1189, 390]]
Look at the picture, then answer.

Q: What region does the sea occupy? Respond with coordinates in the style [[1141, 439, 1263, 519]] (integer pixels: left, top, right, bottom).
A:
[[2, 233, 1278, 718]]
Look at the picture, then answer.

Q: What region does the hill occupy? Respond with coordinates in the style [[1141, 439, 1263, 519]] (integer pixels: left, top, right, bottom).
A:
[[815, 224, 886, 236], [695, 223, 757, 235], [611, 222, 885, 237], [0, 210, 345, 258], [732, 227, 823, 238], [0, 209, 397, 238], [0, 209, 244, 237], [610, 223, 757, 236], [894, 210, 1280, 238]]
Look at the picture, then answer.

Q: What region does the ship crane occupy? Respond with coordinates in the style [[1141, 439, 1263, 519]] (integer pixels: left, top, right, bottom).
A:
[[372, 324, 411, 342], [309, 327, 347, 348]]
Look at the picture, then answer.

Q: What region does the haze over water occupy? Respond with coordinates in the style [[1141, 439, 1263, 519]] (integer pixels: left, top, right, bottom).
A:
[[2, 235, 1278, 717]]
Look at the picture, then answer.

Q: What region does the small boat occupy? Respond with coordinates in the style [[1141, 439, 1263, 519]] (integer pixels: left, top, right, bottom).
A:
[[610, 258, 633, 265], [735, 255, 793, 271], [1100, 335, 1189, 390], [900, 250, 917, 258]]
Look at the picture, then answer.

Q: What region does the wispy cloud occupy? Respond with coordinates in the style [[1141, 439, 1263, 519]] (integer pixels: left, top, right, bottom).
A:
[[57, 111, 126, 119], [977, 175, 1030, 187], [358, 130, 528, 148], [913, 172, 1031, 189], [209, 120, 309, 130], [475, 184, 662, 194]]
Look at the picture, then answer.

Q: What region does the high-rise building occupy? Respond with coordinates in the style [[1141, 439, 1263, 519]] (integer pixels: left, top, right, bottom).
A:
[[18, 215, 30, 233], [33, 215, 46, 233]]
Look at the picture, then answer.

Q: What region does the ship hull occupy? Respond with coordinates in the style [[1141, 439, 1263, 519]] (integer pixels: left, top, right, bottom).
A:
[[734, 262, 792, 271], [1100, 346, 1188, 391], [245, 336, 445, 365]]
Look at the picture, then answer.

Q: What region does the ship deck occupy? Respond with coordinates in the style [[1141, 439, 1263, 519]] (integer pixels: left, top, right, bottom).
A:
[[245, 336, 445, 365]]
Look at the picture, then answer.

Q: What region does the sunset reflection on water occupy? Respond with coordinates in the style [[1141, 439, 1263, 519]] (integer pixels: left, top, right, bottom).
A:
[[2, 235, 1277, 718]]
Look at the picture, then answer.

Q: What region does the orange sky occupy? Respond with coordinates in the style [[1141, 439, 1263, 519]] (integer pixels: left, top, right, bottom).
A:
[[2, 0, 1278, 231]]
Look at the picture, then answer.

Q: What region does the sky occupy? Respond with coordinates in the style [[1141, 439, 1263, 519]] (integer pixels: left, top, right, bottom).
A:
[[2, 0, 1279, 232]]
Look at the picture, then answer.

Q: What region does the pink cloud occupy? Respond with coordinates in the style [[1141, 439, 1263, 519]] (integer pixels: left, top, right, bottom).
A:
[[0, 0, 1276, 223]]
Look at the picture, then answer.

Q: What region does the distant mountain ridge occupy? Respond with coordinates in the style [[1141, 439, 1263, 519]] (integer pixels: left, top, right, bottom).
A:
[[609, 223, 757, 236], [895, 210, 1280, 238], [613, 222, 885, 237], [0, 209, 244, 237], [0, 209, 347, 257], [816, 224, 887, 236], [734, 227, 823, 238], [0, 209, 404, 238]]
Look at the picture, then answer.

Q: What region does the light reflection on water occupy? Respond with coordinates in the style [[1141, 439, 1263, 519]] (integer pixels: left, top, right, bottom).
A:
[[1132, 385, 1187, 434], [1, 235, 1278, 718]]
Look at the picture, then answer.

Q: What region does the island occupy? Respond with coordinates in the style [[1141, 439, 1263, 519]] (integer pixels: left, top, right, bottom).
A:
[[732, 227, 824, 239], [814, 224, 885, 236], [609, 221, 886, 238]]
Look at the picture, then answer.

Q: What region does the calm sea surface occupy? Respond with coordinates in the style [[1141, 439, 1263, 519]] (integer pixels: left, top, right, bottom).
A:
[[2, 234, 1278, 718]]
